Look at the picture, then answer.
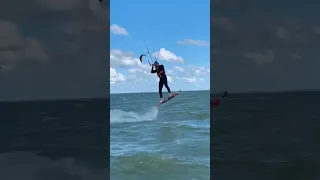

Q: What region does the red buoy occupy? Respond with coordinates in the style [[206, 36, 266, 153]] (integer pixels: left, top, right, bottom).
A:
[[211, 100, 220, 107]]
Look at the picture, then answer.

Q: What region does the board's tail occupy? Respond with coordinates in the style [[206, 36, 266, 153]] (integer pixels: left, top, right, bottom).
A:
[[157, 91, 181, 106]]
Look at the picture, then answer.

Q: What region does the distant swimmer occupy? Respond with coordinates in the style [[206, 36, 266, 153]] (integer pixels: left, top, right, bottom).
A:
[[151, 61, 174, 103]]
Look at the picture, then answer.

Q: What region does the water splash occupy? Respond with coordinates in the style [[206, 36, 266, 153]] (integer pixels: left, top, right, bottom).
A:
[[110, 106, 158, 124]]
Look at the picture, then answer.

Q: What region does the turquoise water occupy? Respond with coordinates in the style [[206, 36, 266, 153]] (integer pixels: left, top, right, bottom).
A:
[[110, 90, 210, 180]]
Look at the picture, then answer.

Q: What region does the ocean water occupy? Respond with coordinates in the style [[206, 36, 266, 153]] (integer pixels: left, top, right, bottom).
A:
[[110, 90, 210, 180], [211, 91, 320, 180], [0, 99, 109, 180], [4, 90, 316, 180]]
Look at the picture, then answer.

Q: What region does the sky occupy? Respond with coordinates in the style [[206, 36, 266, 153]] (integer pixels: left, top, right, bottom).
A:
[[0, 0, 110, 101], [110, 0, 210, 94], [211, 0, 320, 93], [2, 0, 315, 101]]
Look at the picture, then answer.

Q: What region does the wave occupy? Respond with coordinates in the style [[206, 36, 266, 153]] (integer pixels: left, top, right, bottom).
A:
[[111, 153, 209, 179], [110, 106, 158, 124], [0, 151, 107, 180]]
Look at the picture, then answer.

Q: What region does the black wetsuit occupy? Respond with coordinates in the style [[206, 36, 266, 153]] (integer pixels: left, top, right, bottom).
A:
[[151, 65, 171, 98]]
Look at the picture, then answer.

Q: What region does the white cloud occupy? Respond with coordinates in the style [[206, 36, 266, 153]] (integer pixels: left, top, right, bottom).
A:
[[167, 76, 173, 83], [173, 66, 184, 72], [110, 49, 163, 86], [111, 49, 135, 57], [244, 51, 275, 65], [276, 26, 288, 39], [182, 77, 197, 83], [166, 69, 173, 75], [22, 38, 48, 61], [0, 20, 48, 70], [110, 24, 128, 36], [176, 39, 209, 47], [194, 69, 202, 74], [313, 26, 320, 34], [110, 48, 210, 93], [152, 48, 184, 64], [212, 15, 237, 34], [110, 67, 126, 84], [185, 65, 210, 76], [128, 68, 150, 76], [164, 64, 209, 85], [128, 68, 141, 74], [110, 49, 150, 71], [191, 66, 209, 75]]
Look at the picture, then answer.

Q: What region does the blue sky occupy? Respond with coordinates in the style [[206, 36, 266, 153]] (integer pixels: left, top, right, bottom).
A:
[[110, 0, 210, 94]]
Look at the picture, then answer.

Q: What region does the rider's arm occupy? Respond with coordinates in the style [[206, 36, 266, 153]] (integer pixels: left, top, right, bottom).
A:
[[151, 66, 157, 73]]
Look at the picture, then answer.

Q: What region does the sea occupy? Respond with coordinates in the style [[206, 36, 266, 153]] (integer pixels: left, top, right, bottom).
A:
[[2, 91, 317, 180], [110, 90, 210, 180], [0, 98, 109, 180], [211, 91, 320, 180]]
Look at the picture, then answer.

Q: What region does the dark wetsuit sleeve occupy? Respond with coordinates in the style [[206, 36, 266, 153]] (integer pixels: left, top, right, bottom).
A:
[[158, 65, 164, 71], [151, 66, 157, 73]]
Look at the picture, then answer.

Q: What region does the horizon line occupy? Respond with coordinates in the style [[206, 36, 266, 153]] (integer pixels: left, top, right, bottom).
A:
[[1, 89, 319, 103], [110, 89, 210, 95]]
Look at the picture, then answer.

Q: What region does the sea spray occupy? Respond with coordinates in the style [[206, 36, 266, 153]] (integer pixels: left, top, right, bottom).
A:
[[110, 106, 158, 124]]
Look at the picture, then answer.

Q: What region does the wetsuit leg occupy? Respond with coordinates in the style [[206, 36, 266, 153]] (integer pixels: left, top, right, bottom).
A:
[[163, 76, 171, 93], [159, 79, 164, 98]]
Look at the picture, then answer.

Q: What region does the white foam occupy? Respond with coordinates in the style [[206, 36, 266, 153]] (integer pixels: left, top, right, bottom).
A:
[[110, 106, 158, 124]]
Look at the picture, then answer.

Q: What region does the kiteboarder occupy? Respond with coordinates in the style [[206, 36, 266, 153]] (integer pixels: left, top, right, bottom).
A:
[[151, 61, 174, 103], [222, 91, 228, 98], [211, 91, 228, 107]]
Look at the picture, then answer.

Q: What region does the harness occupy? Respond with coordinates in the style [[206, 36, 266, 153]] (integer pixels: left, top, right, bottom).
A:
[[157, 70, 164, 78]]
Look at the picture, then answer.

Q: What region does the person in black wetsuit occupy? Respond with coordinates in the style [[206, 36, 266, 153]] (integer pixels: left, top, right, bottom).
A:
[[222, 91, 228, 98], [151, 61, 174, 103]]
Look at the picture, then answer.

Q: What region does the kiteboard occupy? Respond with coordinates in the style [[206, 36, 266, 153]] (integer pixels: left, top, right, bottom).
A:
[[157, 91, 181, 106]]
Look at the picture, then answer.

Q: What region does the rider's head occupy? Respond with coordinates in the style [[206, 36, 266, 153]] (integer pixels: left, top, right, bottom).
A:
[[153, 61, 159, 67]]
